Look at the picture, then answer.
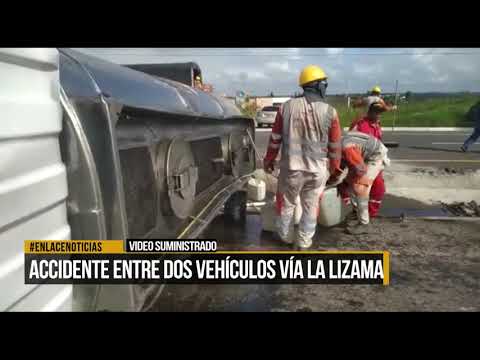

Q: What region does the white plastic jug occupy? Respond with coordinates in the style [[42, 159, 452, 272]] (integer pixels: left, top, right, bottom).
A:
[[318, 187, 344, 227], [247, 178, 266, 201], [252, 169, 278, 195]]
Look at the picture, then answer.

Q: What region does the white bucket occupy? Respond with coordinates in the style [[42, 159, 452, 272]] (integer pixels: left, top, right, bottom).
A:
[[247, 178, 266, 201], [318, 187, 344, 227]]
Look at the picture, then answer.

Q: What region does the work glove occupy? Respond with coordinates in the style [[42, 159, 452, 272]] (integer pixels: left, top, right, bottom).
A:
[[326, 168, 343, 186], [326, 175, 339, 186], [263, 159, 275, 174]]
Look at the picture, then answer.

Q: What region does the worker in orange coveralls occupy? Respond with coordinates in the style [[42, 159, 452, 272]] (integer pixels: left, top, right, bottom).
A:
[[340, 131, 390, 235], [263, 65, 342, 249], [339, 102, 388, 219]]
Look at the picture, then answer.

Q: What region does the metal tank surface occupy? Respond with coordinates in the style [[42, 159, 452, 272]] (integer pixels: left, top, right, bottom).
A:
[[58, 48, 256, 242], [58, 49, 257, 311]]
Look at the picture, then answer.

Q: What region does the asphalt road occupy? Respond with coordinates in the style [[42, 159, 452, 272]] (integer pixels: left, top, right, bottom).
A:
[[254, 128, 480, 169]]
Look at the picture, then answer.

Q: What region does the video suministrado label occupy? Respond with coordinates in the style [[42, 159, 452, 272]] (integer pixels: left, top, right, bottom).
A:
[[125, 239, 217, 252], [24, 240, 389, 285]]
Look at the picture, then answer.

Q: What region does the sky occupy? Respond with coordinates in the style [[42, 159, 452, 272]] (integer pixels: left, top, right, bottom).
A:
[[74, 48, 480, 96]]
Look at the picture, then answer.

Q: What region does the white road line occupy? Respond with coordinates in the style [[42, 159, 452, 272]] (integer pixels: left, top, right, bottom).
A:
[[393, 159, 480, 163], [386, 133, 470, 136], [432, 142, 478, 145], [257, 129, 470, 135]]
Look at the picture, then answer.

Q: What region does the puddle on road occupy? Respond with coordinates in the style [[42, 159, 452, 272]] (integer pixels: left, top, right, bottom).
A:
[[381, 208, 449, 218], [381, 194, 449, 218], [202, 213, 293, 251]]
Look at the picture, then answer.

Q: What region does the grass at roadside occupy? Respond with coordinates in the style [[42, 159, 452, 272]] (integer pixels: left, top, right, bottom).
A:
[[335, 95, 478, 128], [238, 94, 478, 128]]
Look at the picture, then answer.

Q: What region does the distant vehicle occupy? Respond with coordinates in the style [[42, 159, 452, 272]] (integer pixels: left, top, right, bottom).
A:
[[255, 106, 279, 128]]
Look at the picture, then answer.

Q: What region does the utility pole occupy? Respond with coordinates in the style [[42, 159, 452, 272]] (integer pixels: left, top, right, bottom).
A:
[[346, 79, 350, 111], [392, 80, 399, 131]]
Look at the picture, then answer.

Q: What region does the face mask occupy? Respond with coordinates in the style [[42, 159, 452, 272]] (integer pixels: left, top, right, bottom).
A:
[[303, 80, 328, 102], [317, 80, 328, 99]]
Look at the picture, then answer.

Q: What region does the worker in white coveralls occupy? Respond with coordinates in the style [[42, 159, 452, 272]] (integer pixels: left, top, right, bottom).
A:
[[340, 131, 390, 235], [263, 65, 342, 249], [349, 86, 396, 129], [352, 86, 396, 111]]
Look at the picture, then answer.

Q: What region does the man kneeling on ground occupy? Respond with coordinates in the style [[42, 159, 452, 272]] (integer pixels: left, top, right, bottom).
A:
[[339, 131, 390, 235]]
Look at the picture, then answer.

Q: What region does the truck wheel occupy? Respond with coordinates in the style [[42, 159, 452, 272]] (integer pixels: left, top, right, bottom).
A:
[[224, 191, 247, 224]]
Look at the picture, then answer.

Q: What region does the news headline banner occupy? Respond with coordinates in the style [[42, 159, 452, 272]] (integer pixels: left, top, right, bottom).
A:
[[24, 240, 389, 285]]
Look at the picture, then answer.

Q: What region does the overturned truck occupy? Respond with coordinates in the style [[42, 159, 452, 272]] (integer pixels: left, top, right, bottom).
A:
[[0, 48, 255, 311], [60, 49, 256, 241]]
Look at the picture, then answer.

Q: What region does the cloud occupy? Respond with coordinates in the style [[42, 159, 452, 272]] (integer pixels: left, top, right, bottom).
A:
[[224, 69, 268, 80], [247, 71, 268, 80], [326, 48, 344, 55], [74, 48, 480, 95], [352, 62, 380, 76], [266, 61, 292, 72]]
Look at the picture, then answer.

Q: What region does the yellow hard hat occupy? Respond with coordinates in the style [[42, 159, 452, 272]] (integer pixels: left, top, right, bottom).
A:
[[371, 86, 381, 94], [299, 65, 327, 86]]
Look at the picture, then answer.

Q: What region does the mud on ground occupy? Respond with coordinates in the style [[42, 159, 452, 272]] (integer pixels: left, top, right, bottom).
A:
[[153, 216, 480, 312]]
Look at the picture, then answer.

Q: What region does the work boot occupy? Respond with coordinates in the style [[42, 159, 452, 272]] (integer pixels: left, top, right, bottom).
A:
[[345, 223, 372, 235], [295, 237, 313, 251]]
